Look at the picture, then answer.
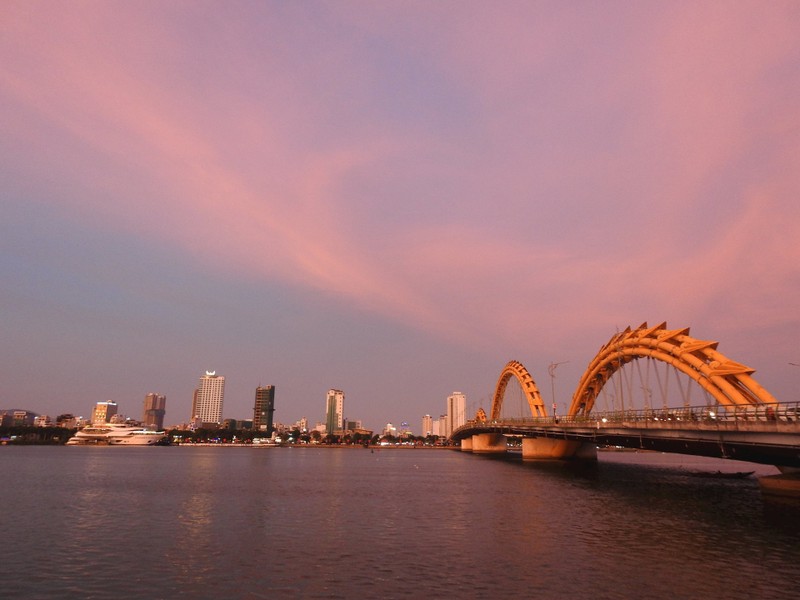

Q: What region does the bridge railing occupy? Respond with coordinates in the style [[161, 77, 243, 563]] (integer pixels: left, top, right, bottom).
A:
[[454, 400, 800, 437]]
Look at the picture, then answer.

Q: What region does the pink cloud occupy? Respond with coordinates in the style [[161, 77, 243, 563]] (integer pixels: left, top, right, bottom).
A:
[[2, 1, 798, 365]]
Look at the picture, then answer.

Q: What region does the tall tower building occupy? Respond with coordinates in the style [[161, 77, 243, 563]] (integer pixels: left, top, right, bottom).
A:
[[325, 389, 344, 434], [143, 393, 166, 430], [92, 401, 118, 425], [446, 391, 467, 437], [191, 371, 225, 424], [253, 385, 276, 434], [422, 414, 433, 437]]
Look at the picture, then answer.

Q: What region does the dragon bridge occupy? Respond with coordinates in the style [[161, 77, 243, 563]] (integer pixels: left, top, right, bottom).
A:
[[568, 321, 778, 416], [488, 322, 778, 421]]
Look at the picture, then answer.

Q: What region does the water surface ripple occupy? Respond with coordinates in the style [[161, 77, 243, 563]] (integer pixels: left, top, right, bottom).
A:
[[1, 447, 798, 599]]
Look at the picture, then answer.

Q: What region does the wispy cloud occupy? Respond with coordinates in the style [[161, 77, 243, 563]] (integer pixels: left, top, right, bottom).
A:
[[2, 2, 799, 420]]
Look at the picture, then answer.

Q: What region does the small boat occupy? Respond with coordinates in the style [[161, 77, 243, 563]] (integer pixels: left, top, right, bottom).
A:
[[688, 470, 755, 479]]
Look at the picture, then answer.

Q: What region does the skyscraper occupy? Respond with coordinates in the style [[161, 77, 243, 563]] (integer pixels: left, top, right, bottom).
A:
[[191, 371, 225, 424], [92, 400, 118, 425], [253, 385, 276, 434], [422, 414, 433, 437], [325, 389, 344, 434], [446, 391, 467, 437], [143, 393, 166, 430]]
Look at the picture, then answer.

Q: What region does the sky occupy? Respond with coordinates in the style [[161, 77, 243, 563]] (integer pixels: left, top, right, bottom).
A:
[[2, 1, 799, 432]]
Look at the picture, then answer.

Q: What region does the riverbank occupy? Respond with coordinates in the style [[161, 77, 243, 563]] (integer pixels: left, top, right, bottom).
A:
[[171, 442, 455, 449]]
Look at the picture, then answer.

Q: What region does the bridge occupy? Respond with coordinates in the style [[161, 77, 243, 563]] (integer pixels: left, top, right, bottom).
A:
[[451, 322, 800, 470]]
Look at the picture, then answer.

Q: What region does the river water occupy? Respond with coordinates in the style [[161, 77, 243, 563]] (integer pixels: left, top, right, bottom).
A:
[[1, 446, 798, 599]]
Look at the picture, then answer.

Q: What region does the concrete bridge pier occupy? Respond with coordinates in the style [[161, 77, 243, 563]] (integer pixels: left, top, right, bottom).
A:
[[472, 433, 507, 454], [459, 437, 473, 452], [522, 437, 597, 461]]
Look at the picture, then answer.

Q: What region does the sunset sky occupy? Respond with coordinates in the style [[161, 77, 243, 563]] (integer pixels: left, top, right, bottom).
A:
[[2, 1, 799, 431]]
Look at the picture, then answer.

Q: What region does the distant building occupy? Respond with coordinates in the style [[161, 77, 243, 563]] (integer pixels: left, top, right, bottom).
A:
[[221, 418, 252, 430], [422, 414, 433, 436], [143, 393, 166, 430], [344, 419, 362, 432], [253, 385, 276, 434], [325, 389, 344, 434], [34, 415, 52, 427], [191, 371, 225, 425], [10, 410, 37, 427], [92, 401, 118, 425], [446, 391, 467, 437], [188, 416, 206, 431], [56, 414, 78, 429]]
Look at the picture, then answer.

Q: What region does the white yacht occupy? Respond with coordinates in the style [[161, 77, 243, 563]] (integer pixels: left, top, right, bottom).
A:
[[67, 423, 167, 446]]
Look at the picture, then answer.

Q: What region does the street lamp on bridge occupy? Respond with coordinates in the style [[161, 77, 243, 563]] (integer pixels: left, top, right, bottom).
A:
[[548, 361, 569, 417]]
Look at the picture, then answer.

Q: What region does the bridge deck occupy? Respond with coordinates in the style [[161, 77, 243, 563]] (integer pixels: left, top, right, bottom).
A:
[[452, 403, 800, 468]]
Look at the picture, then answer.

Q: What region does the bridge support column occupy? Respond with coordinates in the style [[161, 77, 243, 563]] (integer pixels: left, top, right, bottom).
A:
[[472, 433, 507, 454], [522, 438, 597, 461], [573, 442, 598, 460], [759, 472, 800, 498], [459, 437, 473, 452]]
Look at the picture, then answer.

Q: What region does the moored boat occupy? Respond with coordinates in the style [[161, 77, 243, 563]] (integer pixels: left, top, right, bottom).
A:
[[688, 470, 755, 479], [67, 423, 166, 446]]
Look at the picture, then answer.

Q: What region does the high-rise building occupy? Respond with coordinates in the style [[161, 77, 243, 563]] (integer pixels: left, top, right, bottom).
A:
[[143, 393, 166, 430], [422, 414, 433, 436], [191, 371, 225, 424], [325, 389, 344, 434], [92, 401, 118, 425], [436, 415, 446, 437], [253, 385, 276, 434], [445, 391, 467, 437]]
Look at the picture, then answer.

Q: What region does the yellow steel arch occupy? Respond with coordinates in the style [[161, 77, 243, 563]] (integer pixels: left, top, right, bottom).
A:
[[490, 360, 547, 420], [568, 322, 778, 416]]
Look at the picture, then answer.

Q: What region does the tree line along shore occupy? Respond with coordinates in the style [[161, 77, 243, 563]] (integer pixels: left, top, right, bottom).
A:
[[0, 426, 453, 447]]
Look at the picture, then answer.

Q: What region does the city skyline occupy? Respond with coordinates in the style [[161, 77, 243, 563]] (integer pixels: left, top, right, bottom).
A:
[[2, 3, 799, 431], [0, 371, 449, 434]]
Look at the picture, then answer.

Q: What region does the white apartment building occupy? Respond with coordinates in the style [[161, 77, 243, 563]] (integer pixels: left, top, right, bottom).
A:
[[445, 391, 467, 437], [422, 414, 433, 436], [191, 371, 225, 424]]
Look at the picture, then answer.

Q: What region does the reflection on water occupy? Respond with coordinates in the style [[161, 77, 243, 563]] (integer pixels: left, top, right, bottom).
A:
[[1, 447, 798, 599]]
